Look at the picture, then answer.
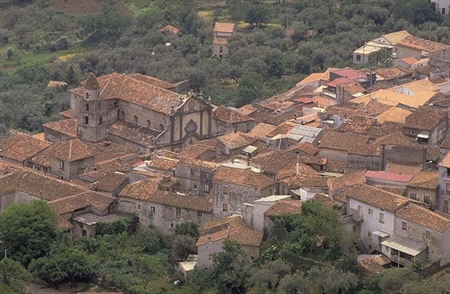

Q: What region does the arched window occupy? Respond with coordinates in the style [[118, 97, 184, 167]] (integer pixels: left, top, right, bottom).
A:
[[85, 116, 89, 125], [99, 116, 103, 125], [85, 104, 89, 111], [147, 120, 151, 128], [85, 92, 90, 100], [160, 124, 164, 131], [134, 115, 138, 124]]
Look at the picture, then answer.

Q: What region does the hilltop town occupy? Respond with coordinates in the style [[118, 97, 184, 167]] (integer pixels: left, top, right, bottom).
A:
[[5, 0, 450, 293]]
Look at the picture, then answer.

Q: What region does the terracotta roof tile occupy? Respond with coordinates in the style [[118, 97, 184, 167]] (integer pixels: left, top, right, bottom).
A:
[[0, 132, 51, 162], [400, 57, 419, 65], [237, 104, 257, 116], [57, 216, 74, 229], [49, 191, 115, 215], [311, 193, 334, 207], [385, 162, 422, 175], [440, 136, 450, 149], [342, 184, 409, 212], [147, 156, 180, 171], [406, 171, 438, 189], [374, 185, 406, 196], [264, 200, 302, 217], [72, 73, 182, 115], [287, 142, 318, 156], [53, 139, 94, 162], [404, 107, 446, 131], [338, 115, 378, 134], [251, 150, 298, 175], [382, 30, 411, 45], [214, 22, 235, 33], [197, 217, 263, 247], [213, 165, 275, 189], [267, 121, 296, 137], [108, 120, 160, 147], [375, 66, 413, 80], [319, 131, 369, 151], [365, 170, 413, 183], [0, 170, 84, 201], [397, 35, 448, 53], [328, 171, 366, 191], [428, 146, 440, 162], [217, 132, 253, 150], [87, 141, 138, 165], [93, 172, 129, 192], [43, 119, 77, 138], [179, 143, 215, 159], [178, 157, 217, 171], [439, 152, 450, 168], [396, 203, 450, 232], [376, 107, 411, 124], [348, 144, 380, 156], [213, 105, 254, 124], [363, 100, 392, 116], [374, 132, 419, 147], [247, 123, 276, 140]]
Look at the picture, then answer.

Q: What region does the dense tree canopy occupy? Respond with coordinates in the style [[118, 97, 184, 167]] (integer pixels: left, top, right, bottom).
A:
[[0, 201, 58, 266]]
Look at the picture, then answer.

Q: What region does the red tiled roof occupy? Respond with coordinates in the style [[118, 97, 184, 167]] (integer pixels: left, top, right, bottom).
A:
[[43, 119, 77, 138], [365, 170, 413, 183], [0, 132, 51, 162], [214, 165, 275, 189], [397, 35, 448, 53], [53, 139, 94, 162], [327, 77, 353, 88], [214, 105, 254, 124], [214, 22, 235, 33], [332, 68, 366, 80]]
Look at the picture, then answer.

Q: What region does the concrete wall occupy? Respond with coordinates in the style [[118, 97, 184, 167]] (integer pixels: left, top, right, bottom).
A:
[[213, 181, 275, 217], [347, 153, 382, 171], [347, 198, 395, 252], [382, 145, 426, 167], [197, 239, 224, 269], [406, 186, 437, 209], [50, 156, 94, 180], [396, 45, 423, 60], [394, 216, 444, 265], [174, 164, 213, 196], [44, 127, 74, 142], [318, 148, 348, 162], [160, 205, 212, 232]]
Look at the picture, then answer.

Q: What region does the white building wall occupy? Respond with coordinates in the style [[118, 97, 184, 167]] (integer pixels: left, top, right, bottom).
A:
[[347, 198, 395, 251]]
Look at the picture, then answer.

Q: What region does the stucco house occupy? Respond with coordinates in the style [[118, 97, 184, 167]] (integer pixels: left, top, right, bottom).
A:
[[212, 165, 276, 217], [212, 22, 235, 59], [405, 171, 439, 209], [174, 157, 217, 196], [196, 216, 263, 269], [396, 35, 447, 60], [403, 107, 447, 145], [117, 176, 213, 231]]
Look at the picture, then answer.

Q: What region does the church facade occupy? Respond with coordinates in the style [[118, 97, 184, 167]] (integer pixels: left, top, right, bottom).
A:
[[46, 73, 221, 152]]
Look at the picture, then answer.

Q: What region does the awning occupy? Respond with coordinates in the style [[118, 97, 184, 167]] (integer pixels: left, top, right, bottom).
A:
[[242, 145, 258, 154], [372, 230, 390, 238], [381, 237, 426, 256], [417, 132, 429, 139]]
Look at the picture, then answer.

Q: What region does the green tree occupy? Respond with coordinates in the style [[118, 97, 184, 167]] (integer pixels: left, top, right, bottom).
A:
[[6, 48, 14, 60], [0, 258, 31, 294], [174, 221, 200, 238], [212, 240, 251, 294], [250, 259, 291, 291], [65, 64, 77, 86], [171, 235, 197, 261], [245, 4, 270, 27], [29, 245, 95, 284], [0, 201, 58, 265]]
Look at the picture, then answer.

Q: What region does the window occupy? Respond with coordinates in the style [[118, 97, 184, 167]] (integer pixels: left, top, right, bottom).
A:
[[246, 123, 251, 132], [147, 120, 151, 128], [99, 116, 103, 125], [368, 208, 373, 215], [424, 195, 431, 204], [447, 182, 450, 192], [82, 229, 87, 237], [190, 168, 195, 175], [85, 93, 90, 100], [120, 110, 125, 118], [77, 160, 84, 169], [194, 184, 197, 189], [426, 230, 431, 240], [443, 8, 446, 14], [222, 186, 229, 195], [85, 116, 89, 125], [445, 200, 449, 213], [357, 205, 363, 219], [379, 212, 385, 223], [86, 104, 89, 111], [134, 115, 138, 124], [222, 202, 229, 212], [402, 221, 408, 231], [197, 211, 203, 221], [150, 206, 155, 213], [204, 184, 210, 193], [367, 231, 372, 238], [409, 193, 418, 200], [137, 204, 141, 210], [160, 124, 164, 131], [149, 218, 155, 226], [59, 160, 64, 170], [219, 46, 223, 53], [356, 54, 361, 61], [176, 207, 182, 217]]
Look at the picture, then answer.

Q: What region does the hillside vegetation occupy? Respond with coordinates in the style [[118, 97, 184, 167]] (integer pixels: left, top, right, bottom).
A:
[[0, 0, 449, 135]]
